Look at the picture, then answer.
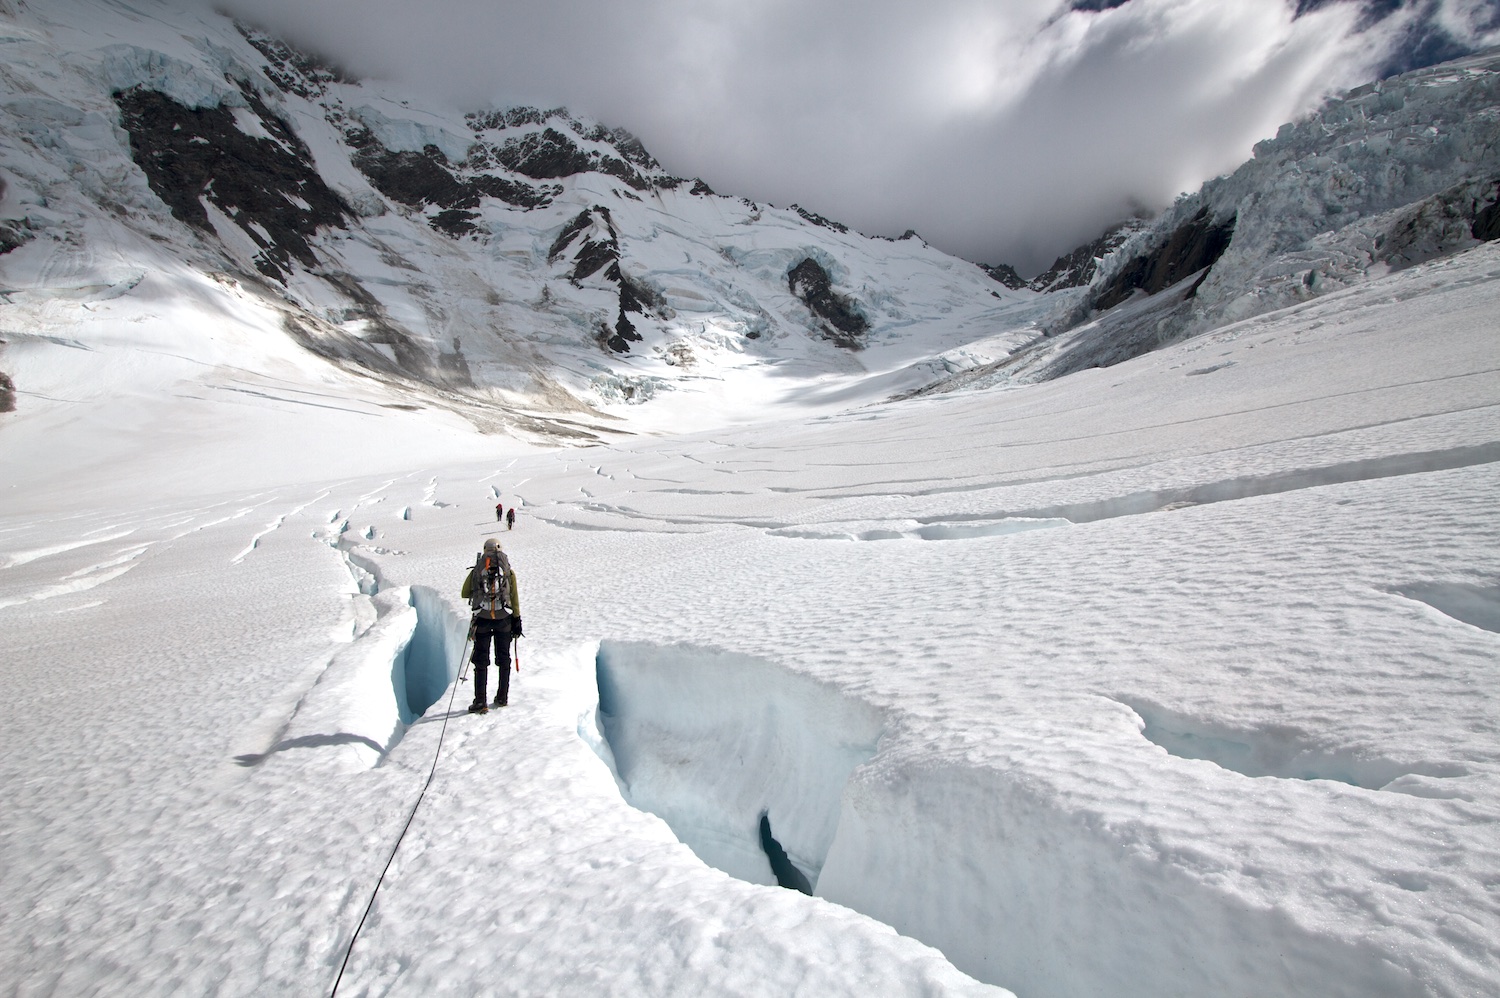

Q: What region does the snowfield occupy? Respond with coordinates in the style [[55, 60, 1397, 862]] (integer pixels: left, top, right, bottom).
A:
[[3, 2, 1500, 992], [4, 233, 1499, 996]]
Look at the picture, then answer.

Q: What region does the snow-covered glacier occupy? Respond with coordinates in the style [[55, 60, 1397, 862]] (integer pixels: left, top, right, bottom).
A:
[[3, 1, 1500, 997], [0, 0, 1042, 461], [922, 48, 1500, 388]]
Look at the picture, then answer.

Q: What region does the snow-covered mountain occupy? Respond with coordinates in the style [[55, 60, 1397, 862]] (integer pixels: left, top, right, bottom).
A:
[[922, 47, 1500, 392], [0, 0, 1037, 460], [6, 0, 1499, 457], [4, 2, 1500, 997]]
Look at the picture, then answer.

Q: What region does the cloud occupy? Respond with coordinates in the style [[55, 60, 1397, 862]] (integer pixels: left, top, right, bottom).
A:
[[213, 0, 1472, 273]]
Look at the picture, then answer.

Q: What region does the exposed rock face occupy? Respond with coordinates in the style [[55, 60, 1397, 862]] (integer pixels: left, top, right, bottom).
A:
[[468, 109, 660, 170], [0, 371, 14, 413], [349, 133, 557, 235], [238, 24, 350, 100], [550, 205, 619, 281], [547, 206, 669, 354], [548, 209, 596, 262], [1369, 174, 1500, 269], [791, 204, 849, 233], [113, 86, 350, 280], [608, 265, 669, 354], [1092, 208, 1236, 310], [240, 34, 659, 231], [1470, 180, 1500, 241], [463, 112, 657, 191], [980, 263, 1027, 290], [788, 258, 868, 349], [1029, 219, 1149, 293], [0, 218, 31, 256], [494, 127, 595, 181], [0, 177, 29, 256]]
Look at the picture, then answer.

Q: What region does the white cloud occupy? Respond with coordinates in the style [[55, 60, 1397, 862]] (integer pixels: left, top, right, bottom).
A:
[[215, 0, 1427, 272]]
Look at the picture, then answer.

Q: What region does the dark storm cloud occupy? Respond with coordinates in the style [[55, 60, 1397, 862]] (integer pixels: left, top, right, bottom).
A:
[[213, 0, 1498, 273]]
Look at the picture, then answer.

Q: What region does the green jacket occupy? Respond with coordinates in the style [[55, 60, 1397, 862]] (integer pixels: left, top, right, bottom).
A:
[[462, 552, 520, 620]]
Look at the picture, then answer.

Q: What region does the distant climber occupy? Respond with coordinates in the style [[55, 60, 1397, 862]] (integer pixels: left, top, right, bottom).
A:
[[506, 507, 516, 530], [495, 502, 503, 522], [461, 537, 523, 714]]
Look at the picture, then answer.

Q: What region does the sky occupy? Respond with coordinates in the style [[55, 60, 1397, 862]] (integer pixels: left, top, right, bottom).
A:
[[213, 0, 1500, 274]]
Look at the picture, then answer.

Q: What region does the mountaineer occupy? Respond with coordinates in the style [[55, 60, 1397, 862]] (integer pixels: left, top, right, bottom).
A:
[[460, 537, 523, 713]]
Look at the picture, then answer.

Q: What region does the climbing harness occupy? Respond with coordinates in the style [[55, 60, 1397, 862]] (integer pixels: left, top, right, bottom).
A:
[[329, 628, 474, 998]]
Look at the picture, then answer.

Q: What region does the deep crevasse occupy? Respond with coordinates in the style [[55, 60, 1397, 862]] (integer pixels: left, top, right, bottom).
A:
[[591, 639, 1431, 998]]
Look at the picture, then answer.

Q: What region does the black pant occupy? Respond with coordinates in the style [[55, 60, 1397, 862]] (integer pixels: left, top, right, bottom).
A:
[[470, 617, 513, 705]]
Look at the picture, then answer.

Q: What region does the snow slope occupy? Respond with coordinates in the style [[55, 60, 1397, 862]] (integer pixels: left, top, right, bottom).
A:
[[3, 1, 1500, 995], [0, 0, 1039, 462], [3, 227, 1498, 995]]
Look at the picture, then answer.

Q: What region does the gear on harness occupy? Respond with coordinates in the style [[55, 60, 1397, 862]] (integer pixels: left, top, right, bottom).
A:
[[469, 551, 512, 617]]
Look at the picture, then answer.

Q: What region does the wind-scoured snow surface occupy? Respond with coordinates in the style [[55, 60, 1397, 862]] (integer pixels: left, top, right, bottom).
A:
[[5, 209, 1500, 996]]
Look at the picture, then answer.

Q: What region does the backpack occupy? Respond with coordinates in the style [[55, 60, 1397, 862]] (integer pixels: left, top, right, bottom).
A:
[[469, 550, 512, 617]]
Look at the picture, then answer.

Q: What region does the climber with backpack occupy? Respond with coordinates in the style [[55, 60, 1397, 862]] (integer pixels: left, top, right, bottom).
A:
[[460, 536, 523, 714]]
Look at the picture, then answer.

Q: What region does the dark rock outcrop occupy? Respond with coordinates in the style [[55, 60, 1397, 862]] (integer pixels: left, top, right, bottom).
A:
[[548, 210, 595, 262], [607, 311, 642, 354], [1029, 219, 1149, 293], [548, 206, 620, 282], [0, 371, 14, 413], [595, 155, 650, 191], [788, 258, 868, 349], [114, 86, 351, 280], [1472, 180, 1500, 241], [495, 128, 594, 180], [616, 271, 665, 317], [350, 134, 557, 234], [981, 263, 1027, 290], [791, 204, 849, 233], [608, 267, 668, 354], [571, 212, 619, 282], [0, 218, 32, 256], [352, 140, 469, 210], [238, 24, 351, 100], [1369, 174, 1500, 269], [466, 108, 660, 174], [1092, 208, 1236, 310], [549, 208, 668, 355], [467, 106, 554, 130]]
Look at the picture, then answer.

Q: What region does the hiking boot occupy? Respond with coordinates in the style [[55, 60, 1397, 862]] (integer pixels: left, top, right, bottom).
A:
[[492, 696, 507, 708], [468, 701, 488, 714]]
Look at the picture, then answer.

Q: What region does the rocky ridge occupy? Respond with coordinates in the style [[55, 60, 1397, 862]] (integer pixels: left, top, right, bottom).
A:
[[0, 0, 1034, 442]]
